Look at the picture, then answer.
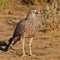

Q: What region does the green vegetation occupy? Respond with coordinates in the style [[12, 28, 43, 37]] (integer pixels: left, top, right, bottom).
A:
[[0, 0, 11, 8], [22, 0, 60, 4], [0, 0, 60, 7], [34, 57, 41, 60], [22, 0, 35, 4]]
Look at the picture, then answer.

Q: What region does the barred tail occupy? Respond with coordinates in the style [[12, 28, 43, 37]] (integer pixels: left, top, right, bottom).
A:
[[5, 37, 13, 51]]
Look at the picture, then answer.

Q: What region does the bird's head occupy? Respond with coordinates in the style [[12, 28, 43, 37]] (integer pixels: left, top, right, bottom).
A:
[[27, 8, 40, 18]]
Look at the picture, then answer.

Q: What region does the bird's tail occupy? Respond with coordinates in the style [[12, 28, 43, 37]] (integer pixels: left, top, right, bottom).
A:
[[4, 37, 13, 51]]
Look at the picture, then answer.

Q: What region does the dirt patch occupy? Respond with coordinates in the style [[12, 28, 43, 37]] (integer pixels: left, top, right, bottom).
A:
[[0, 1, 60, 60]]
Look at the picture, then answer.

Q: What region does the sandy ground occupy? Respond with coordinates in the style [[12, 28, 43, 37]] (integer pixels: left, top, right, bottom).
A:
[[0, 17, 60, 60], [0, 2, 60, 60]]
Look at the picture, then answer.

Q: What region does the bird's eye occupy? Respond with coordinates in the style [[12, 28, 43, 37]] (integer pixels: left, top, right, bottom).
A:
[[36, 12, 38, 14]]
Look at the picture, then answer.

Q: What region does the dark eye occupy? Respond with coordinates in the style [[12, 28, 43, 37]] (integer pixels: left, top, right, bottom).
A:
[[36, 12, 38, 14]]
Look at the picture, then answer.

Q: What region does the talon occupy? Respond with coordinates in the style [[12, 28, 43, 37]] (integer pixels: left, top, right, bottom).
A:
[[21, 54, 27, 57]]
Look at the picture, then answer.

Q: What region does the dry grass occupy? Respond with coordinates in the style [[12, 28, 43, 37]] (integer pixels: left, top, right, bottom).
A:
[[0, 0, 60, 60]]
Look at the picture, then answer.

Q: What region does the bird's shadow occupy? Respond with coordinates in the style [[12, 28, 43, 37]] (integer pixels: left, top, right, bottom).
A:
[[0, 41, 7, 51]]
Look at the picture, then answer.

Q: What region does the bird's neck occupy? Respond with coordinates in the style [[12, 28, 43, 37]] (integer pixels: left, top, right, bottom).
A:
[[27, 14, 37, 20]]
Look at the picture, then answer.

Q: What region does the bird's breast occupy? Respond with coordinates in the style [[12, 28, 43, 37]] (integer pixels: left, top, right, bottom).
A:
[[23, 20, 39, 38]]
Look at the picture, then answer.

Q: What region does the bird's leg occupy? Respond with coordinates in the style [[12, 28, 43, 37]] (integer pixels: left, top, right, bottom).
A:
[[22, 38, 25, 55], [29, 38, 33, 56], [21, 37, 27, 57], [29, 38, 36, 56]]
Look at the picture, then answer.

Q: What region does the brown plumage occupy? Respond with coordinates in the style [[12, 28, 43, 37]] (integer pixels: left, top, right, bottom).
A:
[[5, 8, 40, 56]]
